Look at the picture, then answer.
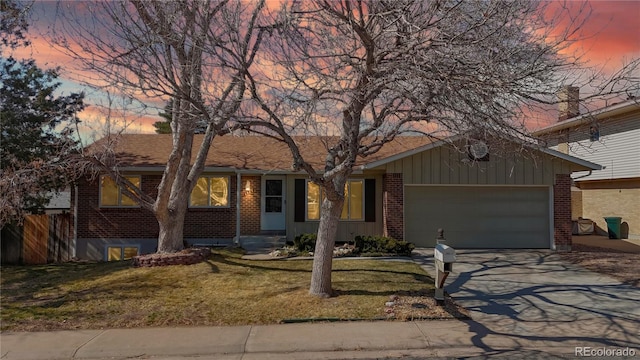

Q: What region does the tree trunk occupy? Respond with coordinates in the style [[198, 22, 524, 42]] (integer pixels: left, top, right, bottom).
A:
[[155, 204, 187, 253], [309, 196, 344, 297]]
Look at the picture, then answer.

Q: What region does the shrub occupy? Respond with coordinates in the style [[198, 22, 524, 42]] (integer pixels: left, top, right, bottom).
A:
[[293, 233, 317, 252], [354, 235, 415, 256]]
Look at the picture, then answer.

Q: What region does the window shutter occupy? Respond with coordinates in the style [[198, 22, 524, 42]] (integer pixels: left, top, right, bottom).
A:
[[364, 179, 375, 222], [294, 179, 305, 222]]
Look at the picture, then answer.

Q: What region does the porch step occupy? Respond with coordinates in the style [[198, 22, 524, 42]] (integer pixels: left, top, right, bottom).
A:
[[258, 230, 286, 236], [238, 235, 286, 255]]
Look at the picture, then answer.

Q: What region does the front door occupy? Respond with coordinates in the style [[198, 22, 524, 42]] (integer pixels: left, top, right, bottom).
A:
[[261, 176, 286, 231]]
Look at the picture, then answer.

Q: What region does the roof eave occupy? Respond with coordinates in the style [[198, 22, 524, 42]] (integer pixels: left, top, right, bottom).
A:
[[539, 147, 603, 171], [532, 100, 640, 136], [359, 135, 461, 170], [359, 134, 602, 172], [112, 166, 355, 176]]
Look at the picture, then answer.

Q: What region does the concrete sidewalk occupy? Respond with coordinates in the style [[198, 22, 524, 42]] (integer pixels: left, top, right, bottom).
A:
[[0, 320, 607, 360]]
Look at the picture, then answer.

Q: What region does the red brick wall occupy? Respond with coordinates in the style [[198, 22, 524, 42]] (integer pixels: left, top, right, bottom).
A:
[[383, 173, 404, 240], [240, 176, 261, 235], [75, 175, 161, 239], [76, 174, 238, 240], [554, 174, 572, 251]]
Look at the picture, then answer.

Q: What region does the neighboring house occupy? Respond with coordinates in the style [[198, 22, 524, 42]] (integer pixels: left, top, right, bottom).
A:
[[533, 88, 640, 238], [72, 133, 600, 261], [44, 190, 71, 214]]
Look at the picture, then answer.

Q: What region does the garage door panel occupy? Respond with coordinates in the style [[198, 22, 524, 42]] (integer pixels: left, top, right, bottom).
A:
[[443, 230, 547, 248], [405, 186, 550, 248]]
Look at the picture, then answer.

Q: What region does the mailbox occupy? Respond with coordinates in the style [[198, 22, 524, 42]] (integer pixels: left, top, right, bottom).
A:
[[434, 243, 456, 264], [433, 242, 456, 304]]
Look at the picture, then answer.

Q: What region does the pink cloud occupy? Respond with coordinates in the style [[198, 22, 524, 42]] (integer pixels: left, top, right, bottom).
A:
[[15, 1, 639, 138], [550, 1, 640, 68]]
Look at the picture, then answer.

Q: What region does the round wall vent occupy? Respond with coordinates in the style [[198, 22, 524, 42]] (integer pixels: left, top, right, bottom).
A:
[[469, 141, 489, 159]]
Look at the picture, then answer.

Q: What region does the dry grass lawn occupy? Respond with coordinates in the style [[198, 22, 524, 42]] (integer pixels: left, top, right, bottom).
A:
[[0, 248, 467, 332]]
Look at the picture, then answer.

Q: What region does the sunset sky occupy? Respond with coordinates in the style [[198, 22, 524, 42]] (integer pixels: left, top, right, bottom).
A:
[[6, 0, 640, 140]]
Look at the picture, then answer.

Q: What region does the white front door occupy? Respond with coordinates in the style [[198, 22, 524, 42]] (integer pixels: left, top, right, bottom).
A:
[[261, 176, 286, 231]]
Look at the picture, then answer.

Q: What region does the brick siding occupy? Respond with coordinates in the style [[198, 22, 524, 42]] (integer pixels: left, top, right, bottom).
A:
[[75, 174, 238, 240], [579, 178, 640, 237], [383, 173, 403, 240], [240, 176, 261, 235], [554, 174, 572, 251]]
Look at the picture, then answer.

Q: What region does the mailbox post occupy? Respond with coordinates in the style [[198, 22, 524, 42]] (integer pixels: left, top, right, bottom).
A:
[[434, 242, 456, 305]]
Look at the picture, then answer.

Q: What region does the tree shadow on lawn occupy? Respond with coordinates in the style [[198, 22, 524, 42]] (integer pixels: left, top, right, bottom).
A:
[[208, 253, 310, 273], [2, 266, 178, 308], [212, 253, 433, 283], [334, 288, 430, 297], [333, 268, 432, 284], [1, 261, 132, 300]]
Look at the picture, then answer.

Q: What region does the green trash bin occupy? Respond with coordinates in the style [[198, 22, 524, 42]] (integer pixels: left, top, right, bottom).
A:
[[603, 217, 622, 239]]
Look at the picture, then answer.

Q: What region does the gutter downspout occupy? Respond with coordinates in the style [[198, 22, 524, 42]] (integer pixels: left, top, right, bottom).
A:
[[235, 172, 241, 246], [72, 184, 78, 259], [573, 170, 593, 181]]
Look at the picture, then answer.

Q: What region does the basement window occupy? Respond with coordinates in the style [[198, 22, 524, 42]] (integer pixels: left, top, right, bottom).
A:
[[106, 246, 139, 261]]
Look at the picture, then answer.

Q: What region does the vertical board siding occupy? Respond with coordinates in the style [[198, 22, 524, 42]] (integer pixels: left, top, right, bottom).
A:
[[524, 158, 535, 184], [440, 147, 451, 184], [403, 157, 413, 184], [467, 161, 478, 184], [431, 147, 441, 183], [385, 143, 572, 186], [477, 162, 489, 184], [495, 155, 506, 184], [412, 153, 422, 184]]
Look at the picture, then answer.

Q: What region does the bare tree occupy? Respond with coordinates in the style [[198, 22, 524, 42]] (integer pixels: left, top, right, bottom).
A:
[[241, 0, 639, 297], [52, 0, 268, 252]]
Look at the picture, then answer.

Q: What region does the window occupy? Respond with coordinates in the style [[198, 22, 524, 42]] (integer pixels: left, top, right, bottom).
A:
[[589, 125, 600, 141], [190, 176, 229, 207], [265, 179, 283, 213], [100, 175, 140, 207], [307, 182, 322, 220], [107, 246, 139, 261], [306, 180, 364, 220], [343, 180, 363, 220]]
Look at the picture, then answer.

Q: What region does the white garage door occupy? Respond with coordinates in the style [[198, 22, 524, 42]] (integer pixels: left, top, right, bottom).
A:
[[405, 186, 550, 248]]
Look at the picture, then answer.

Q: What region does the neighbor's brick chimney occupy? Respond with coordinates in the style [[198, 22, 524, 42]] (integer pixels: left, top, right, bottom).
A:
[[558, 86, 580, 121]]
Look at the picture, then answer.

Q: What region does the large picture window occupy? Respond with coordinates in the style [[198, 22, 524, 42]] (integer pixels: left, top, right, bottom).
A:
[[190, 176, 229, 207], [100, 175, 140, 207], [307, 180, 364, 220]]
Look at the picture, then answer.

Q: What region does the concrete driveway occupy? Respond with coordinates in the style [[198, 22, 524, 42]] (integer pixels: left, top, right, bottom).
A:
[[414, 249, 640, 354]]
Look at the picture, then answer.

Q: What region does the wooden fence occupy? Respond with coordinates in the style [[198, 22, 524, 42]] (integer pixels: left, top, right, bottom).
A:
[[1, 213, 72, 265]]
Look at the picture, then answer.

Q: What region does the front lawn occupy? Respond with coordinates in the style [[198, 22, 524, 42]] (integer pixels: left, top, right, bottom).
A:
[[0, 248, 455, 332]]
